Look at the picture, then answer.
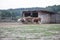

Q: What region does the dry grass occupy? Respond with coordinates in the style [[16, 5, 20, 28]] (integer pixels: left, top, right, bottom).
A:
[[0, 22, 60, 40]]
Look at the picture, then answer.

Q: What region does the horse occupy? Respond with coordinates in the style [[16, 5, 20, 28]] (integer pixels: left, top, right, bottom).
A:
[[32, 17, 41, 24], [17, 18, 26, 24], [25, 17, 33, 23]]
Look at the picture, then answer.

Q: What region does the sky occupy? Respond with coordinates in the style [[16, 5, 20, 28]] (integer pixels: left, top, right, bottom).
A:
[[0, 0, 60, 9]]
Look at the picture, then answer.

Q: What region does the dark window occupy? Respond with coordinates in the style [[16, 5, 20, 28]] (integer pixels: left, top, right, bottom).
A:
[[23, 11, 38, 17], [31, 12, 38, 17], [24, 12, 31, 17]]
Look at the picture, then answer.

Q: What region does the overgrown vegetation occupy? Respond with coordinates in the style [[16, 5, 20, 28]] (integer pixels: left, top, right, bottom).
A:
[[0, 5, 60, 19]]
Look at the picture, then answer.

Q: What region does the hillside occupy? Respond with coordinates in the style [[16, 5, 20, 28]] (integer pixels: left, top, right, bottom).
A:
[[0, 5, 60, 18]]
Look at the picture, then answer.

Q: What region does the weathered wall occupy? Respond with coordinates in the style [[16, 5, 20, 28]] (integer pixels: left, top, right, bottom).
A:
[[50, 14, 56, 23], [38, 12, 50, 24], [49, 13, 60, 23], [55, 14, 60, 23]]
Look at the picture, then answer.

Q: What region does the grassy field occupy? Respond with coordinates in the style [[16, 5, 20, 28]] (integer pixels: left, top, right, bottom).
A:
[[0, 23, 60, 40]]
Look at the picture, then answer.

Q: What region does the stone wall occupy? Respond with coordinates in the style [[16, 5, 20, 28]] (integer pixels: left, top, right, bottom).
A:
[[50, 13, 60, 24], [38, 12, 50, 24], [56, 14, 60, 23]]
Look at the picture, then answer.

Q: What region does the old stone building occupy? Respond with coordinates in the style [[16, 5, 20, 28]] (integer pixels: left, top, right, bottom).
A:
[[22, 10, 60, 24]]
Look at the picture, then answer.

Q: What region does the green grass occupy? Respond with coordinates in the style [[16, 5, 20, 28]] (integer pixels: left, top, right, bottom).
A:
[[0, 24, 60, 40]]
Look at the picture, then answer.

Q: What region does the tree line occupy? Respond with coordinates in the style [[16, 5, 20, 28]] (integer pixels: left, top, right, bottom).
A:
[[0, 5, 60, 20]]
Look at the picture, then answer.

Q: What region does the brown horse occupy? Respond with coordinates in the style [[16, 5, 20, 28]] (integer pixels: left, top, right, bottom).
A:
[[25, 17, 33, 23], [32, 17, 41, 24]]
